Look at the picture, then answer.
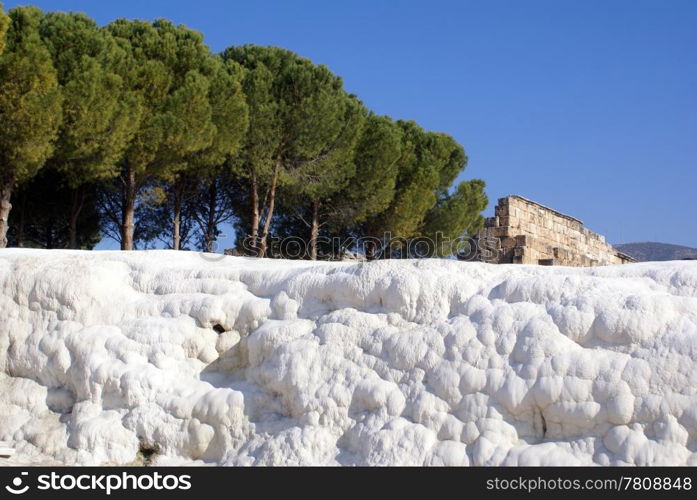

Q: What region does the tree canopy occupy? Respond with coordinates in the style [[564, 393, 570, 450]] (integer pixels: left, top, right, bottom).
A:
[[105, 18, 217, 250], [0, 6, 62, 247], [0, 4, 9, 55], [0, 7, 487, 258]]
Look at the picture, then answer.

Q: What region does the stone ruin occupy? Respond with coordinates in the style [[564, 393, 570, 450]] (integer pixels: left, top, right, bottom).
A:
[[474, 195, 635, 266]]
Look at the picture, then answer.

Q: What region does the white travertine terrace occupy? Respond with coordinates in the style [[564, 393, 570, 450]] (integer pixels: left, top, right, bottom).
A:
[[1, 249, 695, 465]]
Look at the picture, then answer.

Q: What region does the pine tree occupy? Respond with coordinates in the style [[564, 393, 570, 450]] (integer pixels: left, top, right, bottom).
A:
[[335, 114, 403, 257], [177, 56, 248, 251], [0, 4, 9, 55], [8, 169, 101, 249], [222, 47, 283, 256], [420, 179, 488, 256], [39, 12, 141, 248], [285, 93, 365, 259], [360, 121, 478, 258], [224, 45, 365, 258], [106, 19, 216, 250], [229, 59, 281, 255], [0, 6, 62, 248]]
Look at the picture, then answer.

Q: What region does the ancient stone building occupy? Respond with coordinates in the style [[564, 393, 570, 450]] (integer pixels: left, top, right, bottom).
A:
[[475, 195, 635, 266]]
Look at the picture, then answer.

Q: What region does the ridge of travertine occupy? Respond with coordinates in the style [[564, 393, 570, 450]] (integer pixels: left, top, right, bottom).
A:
[[1, 249, 695, 466]]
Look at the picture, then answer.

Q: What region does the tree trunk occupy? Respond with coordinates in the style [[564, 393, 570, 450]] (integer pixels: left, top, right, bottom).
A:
[[249, 173, 260, 254], [172, 180, 184, 251], [121, 166, 136, 251], [0, 178, 14, 249], [204, 180, 217, 252], [257, 163, 279, 258], [365, 239, 376, 261], [68, 186, 85, 249], [309, 200, 320, 260]]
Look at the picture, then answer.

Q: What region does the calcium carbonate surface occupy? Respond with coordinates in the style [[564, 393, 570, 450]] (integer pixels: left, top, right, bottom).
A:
[[1, 249, 696, 465]]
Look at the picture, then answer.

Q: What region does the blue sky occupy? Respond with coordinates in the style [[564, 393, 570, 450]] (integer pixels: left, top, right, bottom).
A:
[[5, 0, 697, 248]]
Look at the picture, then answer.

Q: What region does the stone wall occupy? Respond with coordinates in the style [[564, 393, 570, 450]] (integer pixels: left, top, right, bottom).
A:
[[475, 195, 635, 266]]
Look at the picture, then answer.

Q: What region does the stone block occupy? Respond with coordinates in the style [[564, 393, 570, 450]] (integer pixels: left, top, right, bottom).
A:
[[487, 226, 509, 238], [475, 195, 631, 268], [501, 236, 517, 248], [495, 204, 508, 217]]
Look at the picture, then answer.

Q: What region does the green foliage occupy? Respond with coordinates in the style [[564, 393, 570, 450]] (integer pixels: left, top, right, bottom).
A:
[[0, 6, 62, 185], [39, 12, 141, 188], [230, 57, 280, 180], [107, 18, 216, 180], [421, 179, 488, 255], [162, 56, 248, 249], [224, 44, 357, 183], [105, 18, 219, 249], [291, 94, 365, 201], [363, 121, 468, 240], [223, 46, 369, 257], [0, 3, 8, 55], [0, 8, 488, 256], [193, 57, 249, 172], [336, 113, 403, 228]]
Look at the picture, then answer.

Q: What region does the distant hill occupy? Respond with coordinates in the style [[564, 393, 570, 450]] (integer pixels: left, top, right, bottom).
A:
[[615, 242, 697, 262]]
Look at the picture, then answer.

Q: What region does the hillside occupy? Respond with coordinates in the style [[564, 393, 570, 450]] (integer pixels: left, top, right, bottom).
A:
[[615, 242, 697, 262], [1, 250, 696, 465]]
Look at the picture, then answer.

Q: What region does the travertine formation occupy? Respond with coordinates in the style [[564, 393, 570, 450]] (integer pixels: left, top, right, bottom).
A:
[[475, 195, 634, 266], [2, 250, 696, 465]]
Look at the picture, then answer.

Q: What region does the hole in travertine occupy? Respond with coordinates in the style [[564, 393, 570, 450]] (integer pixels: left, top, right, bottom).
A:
[[212, 324, 226, 334], [541, 412, 547, 438], [533, 407, 547, 440], [137, 442, 160, 466]]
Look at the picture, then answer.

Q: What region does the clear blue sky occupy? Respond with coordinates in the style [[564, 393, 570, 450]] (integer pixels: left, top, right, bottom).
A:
[[6, 0, 697, 247]]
